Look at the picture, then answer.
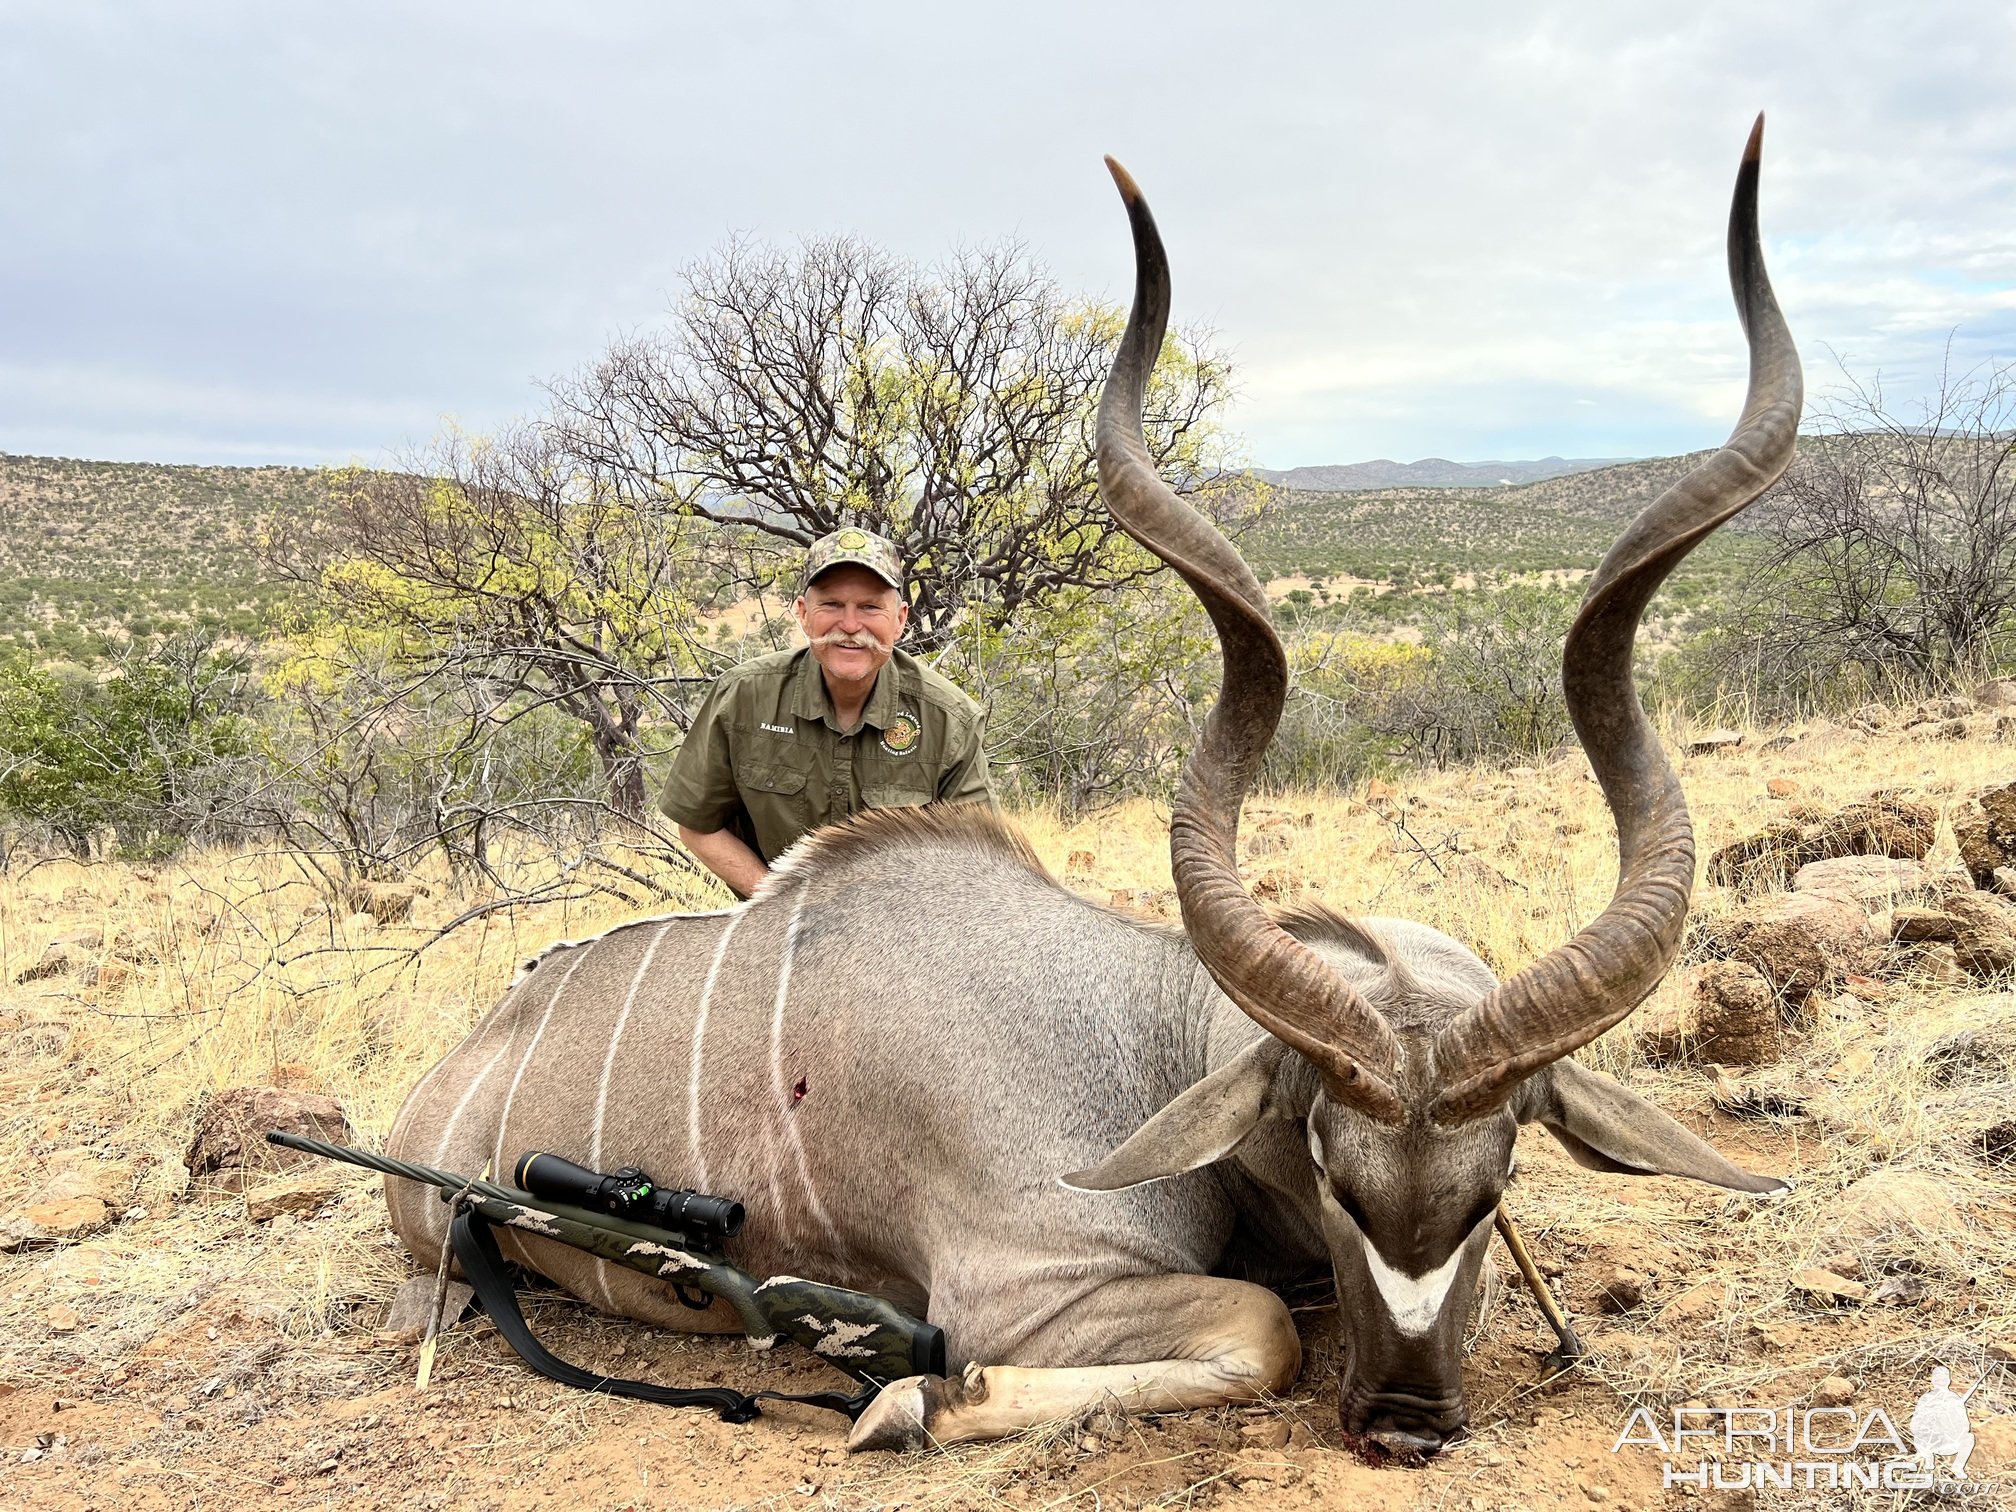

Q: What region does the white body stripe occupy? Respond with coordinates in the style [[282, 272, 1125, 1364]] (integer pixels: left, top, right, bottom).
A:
[[685, 909, 747, 1189], [767, 891, 840, 1250], [588, 920, 676, 1169], [491, 946, 590, 1174]]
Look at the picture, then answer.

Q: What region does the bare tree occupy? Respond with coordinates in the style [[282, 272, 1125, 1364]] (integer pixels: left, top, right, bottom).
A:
[[555, 236, 1257, 648], [1733, 352, 2016, 690]]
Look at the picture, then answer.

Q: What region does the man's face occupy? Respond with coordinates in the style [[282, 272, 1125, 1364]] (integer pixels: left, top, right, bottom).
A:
[[795, 565, 908, 694]]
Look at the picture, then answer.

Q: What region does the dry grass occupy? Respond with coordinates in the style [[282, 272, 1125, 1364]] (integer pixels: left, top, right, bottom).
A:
[[3, 711, 2014, 1508]]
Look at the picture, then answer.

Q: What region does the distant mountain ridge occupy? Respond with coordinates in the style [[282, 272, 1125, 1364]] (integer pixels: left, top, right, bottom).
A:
[[1255, 456, 1636, 491]]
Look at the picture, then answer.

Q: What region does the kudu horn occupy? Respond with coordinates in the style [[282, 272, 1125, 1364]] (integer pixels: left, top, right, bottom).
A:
[[1429, 115, 1803, 1122], [1096, 155, 1407, 1122]]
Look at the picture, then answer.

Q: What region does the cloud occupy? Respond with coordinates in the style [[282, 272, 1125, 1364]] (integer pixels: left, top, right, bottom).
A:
[[1, 1, 2010, 467]]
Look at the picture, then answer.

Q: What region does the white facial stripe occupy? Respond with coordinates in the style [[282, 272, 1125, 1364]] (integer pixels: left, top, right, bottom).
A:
[[1359, 1234, 1467, 1337]]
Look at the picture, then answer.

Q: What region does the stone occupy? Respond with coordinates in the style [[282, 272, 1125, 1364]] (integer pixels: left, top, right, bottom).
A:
[[342, 881, 418, 924], [384, 1275, 474, 1339], [1813, 1376, 1856, 1407], [1699, 892, 1876, 996], [1954, 781, 2016, 887], [1598, 1266, 1647, 1313], [1239, 1418, 1292, 1449], [1975, 679, 2016, 709], [15, 933, 100, 984], [1892, 893, 2016, 977], [1766, 778, 1800, 799], [1688, 729, 1745, 755], [1828, 1169, 1963, 1243], [1708, 793, 1937, 890], [1791, 1267, 1867, 1305], [1793, 856, 1934, 911], [1993, 867, 2016, 900], [1663, 1281, 1726, 1321], [184, 1086, 354, 1194], [1692, 960, 1779, 1065], [0, 1196, 110, 1252], [243, 1177, 341, 1223]]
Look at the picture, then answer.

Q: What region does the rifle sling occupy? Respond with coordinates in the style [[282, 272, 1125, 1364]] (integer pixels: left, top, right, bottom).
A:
[[450, 1207, 877, 1424]]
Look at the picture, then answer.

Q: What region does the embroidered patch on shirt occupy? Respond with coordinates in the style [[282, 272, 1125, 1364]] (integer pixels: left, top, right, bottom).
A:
[[880, 711, 921, 755], [760, 722, 796, 735]]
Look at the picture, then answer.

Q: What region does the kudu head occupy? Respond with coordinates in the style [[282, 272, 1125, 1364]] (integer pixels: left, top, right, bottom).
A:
[[1070, 121, 1801, 1456]]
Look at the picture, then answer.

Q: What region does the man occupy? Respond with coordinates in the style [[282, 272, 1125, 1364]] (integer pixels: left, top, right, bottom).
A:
[[660, 526, 994, 897]]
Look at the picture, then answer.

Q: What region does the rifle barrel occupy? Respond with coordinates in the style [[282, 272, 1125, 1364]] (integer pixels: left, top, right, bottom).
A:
[[264, 1131, 523, 1205]]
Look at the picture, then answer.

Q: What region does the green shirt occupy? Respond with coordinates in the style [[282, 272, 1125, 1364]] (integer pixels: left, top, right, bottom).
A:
[[659, 647, 994, 867]]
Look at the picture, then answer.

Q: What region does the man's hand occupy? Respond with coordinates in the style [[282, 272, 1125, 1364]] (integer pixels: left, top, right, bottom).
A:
[[677, 825, 770, 901]]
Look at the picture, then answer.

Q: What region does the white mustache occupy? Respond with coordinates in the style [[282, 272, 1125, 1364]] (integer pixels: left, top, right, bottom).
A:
[[811, 629, 893, 654]]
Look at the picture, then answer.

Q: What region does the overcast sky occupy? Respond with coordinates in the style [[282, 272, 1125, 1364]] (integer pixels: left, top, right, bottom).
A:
[[3, 2, 2012, 470]]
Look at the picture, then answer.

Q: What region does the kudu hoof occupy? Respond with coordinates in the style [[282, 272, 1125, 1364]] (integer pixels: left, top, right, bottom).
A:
[[846, 1375, 937, 1452]]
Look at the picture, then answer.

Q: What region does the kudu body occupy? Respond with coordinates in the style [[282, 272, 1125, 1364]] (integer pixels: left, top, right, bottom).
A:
[[387, 123, 1801, 1455]]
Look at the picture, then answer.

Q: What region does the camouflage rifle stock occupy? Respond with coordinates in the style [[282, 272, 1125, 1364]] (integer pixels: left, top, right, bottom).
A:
[[266, 1131, 945, 1385]]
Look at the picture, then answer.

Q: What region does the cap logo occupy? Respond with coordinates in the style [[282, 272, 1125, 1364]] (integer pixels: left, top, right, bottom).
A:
[[881, 712, 921, 755], [837, 528, 870, 551]]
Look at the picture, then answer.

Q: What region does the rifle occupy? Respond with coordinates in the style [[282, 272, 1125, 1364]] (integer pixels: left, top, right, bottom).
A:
[[267, 1132, 944, 1421]]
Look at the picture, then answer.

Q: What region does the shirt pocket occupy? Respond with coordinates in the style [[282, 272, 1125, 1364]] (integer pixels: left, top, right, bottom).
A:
[[741, 762, 812, 799], [862, 782, 934, 809]]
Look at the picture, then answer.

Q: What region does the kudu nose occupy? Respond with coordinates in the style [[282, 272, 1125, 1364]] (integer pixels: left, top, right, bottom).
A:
[[1344, 1392, 1466, 1458]]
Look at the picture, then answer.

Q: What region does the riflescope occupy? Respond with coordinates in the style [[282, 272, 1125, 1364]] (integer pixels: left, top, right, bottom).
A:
[[513, 1152, 745, 1238]]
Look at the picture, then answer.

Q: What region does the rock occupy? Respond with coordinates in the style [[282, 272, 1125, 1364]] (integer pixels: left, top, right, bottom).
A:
[[244, 1176, 341, 1222], [1971, 1413, 2016, 1476], [1993, 867, 2016, 899], [1892, 893, 2016, 977], [15, 933, 101, 984], [1812, 1376, 1856, 1407], [1239, 1418, 1292, 1449], [46, 1304, 81, 1333], [1688, 729, 1745, 755], [1954, 781, 2016, 887], [1828, 1169, 1963, 1243], [1791, 1267, 1867, 1305], [0, 1195, 110, 1252], [1868, 1274, 1927, 1307], [184, 1087, 354, 1194], [1766, 778, 1800, 799], [1902, 942, 1972, 987], [1708, 793, 1937, 890], [1691, 960, 1779, 1065], [1976, 679, 2016, 709], [342, 881, 418, 924], [1891, 905, 1962, 942], [1598, 1266, 1647, 1313], [1699, 892, 1876, 996], [1793, 856, 1934, 911], [1663, 1281, 1726, 1320], [384, 1275, 474, 1339]]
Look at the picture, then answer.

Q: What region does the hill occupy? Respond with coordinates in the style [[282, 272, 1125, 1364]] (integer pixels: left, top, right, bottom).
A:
[[1243, 448, 1769, 586], [0, 454, 326, 658], [0, 447, 1775, 660], [1254, 455, 1632, 491]]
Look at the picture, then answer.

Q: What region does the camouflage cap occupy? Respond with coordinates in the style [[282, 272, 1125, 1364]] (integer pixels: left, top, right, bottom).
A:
[[802, 526, 904, 593]]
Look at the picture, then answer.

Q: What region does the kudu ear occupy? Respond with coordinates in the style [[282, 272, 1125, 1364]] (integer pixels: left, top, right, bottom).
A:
[[1061, 1038, 1292, 1192], [1515, 1058, 1789, 1194]]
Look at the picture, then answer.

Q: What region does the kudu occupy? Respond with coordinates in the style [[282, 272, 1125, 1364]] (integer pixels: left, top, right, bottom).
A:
[[386, 120, 1800, 1456]]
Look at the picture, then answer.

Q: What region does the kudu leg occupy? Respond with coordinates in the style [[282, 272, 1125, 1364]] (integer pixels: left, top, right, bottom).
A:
[[847, 1274, 1299, 1452]]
